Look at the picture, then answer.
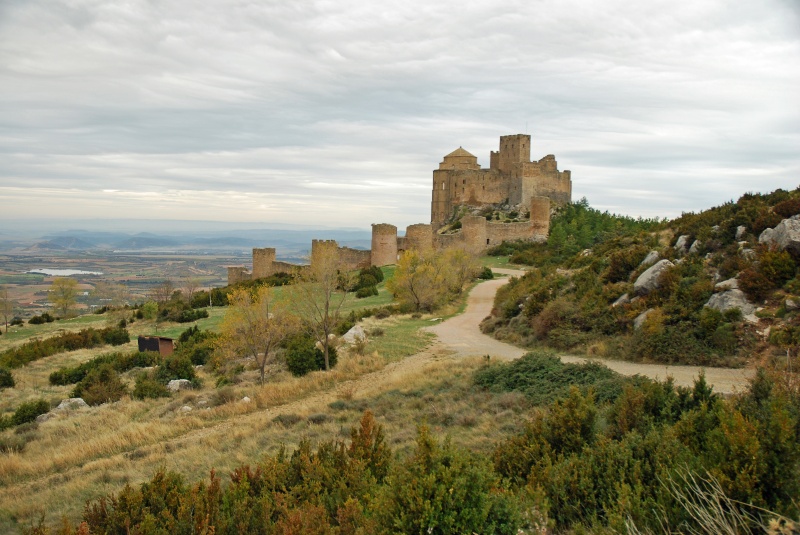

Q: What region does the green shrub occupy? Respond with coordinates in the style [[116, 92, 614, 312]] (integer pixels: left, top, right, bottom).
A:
[[132, 374, 171, 399], [0, 367, 14, 388], [0, 326, 130, 368], [11, 399, 50, 426], [155, 354, 197, 384], [28, 312, 54, 325], [73, 364, 128, 406], [284, 334, 337, 376], [355, 285, 378, 298], [477, 266, 494, 280], [773, 198, 800, 218]]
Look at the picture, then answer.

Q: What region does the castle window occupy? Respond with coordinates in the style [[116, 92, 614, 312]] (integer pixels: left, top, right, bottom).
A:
[[486, 239, 490, 245]]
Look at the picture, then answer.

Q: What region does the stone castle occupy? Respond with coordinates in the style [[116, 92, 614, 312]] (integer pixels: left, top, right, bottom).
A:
[[228, 134, 572, 285]]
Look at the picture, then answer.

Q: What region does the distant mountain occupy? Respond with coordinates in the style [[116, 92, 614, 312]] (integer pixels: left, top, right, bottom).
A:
[[44, 236, 97, 250], [115, 236, 180, 249], [25, 241, 67, 251]]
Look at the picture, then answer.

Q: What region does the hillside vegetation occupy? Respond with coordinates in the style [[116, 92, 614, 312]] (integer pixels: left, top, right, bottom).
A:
[[483, 189, 800, 367]]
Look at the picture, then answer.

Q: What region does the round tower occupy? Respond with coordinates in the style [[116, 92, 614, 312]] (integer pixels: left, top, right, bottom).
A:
[[404, 223, 434, 253], [371, 224, 398, 266], [530, 196, 551, 237]]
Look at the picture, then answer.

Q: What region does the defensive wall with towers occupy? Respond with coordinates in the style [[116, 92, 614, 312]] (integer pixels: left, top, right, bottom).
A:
[[228, 134, 571, 286]]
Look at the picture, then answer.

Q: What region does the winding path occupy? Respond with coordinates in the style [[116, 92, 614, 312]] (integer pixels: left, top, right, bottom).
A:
[[427, 268, 754, 394]]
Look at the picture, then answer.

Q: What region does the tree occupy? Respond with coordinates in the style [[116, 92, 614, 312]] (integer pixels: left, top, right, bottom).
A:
[[218, 287, 298, 383], [149, 279, 175, 305], [293, 245, 354, 371], [387, 249, 447, 311], [183, 277, 201, 302], [91, 281, 130, 308], [441, 247, 481, 294], [0, 286, 14, 333], [51, 277, 79, 317]]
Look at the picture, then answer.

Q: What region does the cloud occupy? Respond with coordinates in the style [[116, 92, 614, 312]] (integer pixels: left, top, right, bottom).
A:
[[0, 0, 798, 228]]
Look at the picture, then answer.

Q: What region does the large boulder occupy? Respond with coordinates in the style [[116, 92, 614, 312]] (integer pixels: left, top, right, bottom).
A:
[[633, 260, 674, 296], [715, 278, 739, 291], [342, 325, 367, 344], [735, 225, 747, 240], [759, 218, 800, 255], [56, 398, 89, 411], [638, 250, 660, 269], [674, 235, 691, 255], [689, 240, 702, 255], [705, 289, 756, 316], [167, 379, 192, 392]]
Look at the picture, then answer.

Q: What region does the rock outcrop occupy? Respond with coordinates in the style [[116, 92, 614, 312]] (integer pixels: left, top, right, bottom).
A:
[[638, 250, 660, 269], [633, 260, 674, 295], [705, 289, 756, 316], [167, 379, 192, 392], [759, 218, 800, 255]]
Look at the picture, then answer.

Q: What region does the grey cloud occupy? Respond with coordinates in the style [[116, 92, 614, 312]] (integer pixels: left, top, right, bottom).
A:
[[0, 0, 798, 226]]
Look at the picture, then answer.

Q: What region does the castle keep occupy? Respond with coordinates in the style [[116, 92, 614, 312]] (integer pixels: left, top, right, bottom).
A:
[[432, 134, 571, 226], [228, 134, 572, 285]]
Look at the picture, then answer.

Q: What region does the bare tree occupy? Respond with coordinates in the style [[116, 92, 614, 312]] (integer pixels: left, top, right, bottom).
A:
[[183, 277, 201, 302], [149, 279, 175, 304], [0, 286, 14, 333], [218, 287, 298, 383], [293, 246, 355, 371]]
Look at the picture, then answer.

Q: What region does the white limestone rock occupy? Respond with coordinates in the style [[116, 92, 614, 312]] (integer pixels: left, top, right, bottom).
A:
[[736, 226, 747, 240], [689, 240, 702, 255], [56, 398, 89, 411], [715, 278, 739, 291], [785, 297, 800, 311], [633, 260, 674, 296], [180, 405, 192, 413], [342, 325, 367, 344], [674, 235, 691, 255], [759, 218, 800, 255], [633, 309, 655, 330], [612, 293, 631, 307], [167, 379, 192, 392], [705, 289, 756, 316], [638, 250, 660, 269]]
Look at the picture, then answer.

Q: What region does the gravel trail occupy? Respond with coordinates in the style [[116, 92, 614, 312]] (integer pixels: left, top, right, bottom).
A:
[[427, 268, 753, 394]]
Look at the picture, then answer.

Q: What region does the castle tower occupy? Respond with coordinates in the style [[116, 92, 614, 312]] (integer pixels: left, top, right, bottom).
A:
[[404, 223, 434, 253], [493, 134, 531, 175], [371, 224, 398, 266], [530, 196, 551, 237], [227, 266, 250, 286], [311, 239, 339, 268], [462, 215, 488, 254], [252, 248, 276, 279]]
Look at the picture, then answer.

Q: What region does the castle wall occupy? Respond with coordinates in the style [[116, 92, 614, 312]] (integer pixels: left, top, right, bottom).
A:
[[434, 233, 464, 250], [371, 223, 398, 267], [227, 266, 251, 286], [462, 216, 489, 254], [252, 248, 277, 279], [432, 168, 507, 225], [271, 261, 298, 274], [339, 247, 372, 269]]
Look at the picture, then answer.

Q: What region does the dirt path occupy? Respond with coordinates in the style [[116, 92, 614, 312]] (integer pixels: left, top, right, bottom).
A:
[[427, 268, 754, 394]]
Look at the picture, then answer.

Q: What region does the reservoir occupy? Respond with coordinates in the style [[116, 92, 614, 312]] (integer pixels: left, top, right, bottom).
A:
[[28, 269, 104, 276]]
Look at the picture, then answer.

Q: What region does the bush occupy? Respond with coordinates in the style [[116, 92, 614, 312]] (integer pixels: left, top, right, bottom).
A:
[[773, 198, 800, 218], [355, 285, 378, 298], [10, 317, 23, 326], [50, 351, 160, 386], [0, 326, 131, 368], [155, 354, 197, 384], [132, 374, 171, 399], [11, 399, 50, 426], [284, 334, 337, 376], [28, 312, 54, 325], [0, 367, 14, 388], [73, 364, 128, 406], [477, 266, 494, 280]]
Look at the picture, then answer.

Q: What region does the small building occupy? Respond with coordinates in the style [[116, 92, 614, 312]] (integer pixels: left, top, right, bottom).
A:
[[137, 335, 175, 356]]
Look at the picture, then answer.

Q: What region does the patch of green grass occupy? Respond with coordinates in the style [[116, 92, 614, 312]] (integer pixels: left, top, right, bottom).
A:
[[367, 317, 434, 361], [0, 274, 45, 284]]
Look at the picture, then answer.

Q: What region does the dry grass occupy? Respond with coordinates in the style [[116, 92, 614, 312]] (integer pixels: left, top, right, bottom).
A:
[[0, 312, 461, 532]]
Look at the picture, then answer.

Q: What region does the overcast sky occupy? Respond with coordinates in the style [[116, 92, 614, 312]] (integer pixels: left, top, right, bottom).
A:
[[1, 0, 798, 229]]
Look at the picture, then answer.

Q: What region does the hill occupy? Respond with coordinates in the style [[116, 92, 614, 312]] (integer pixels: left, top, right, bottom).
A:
[[482, 188, 800, 368]]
